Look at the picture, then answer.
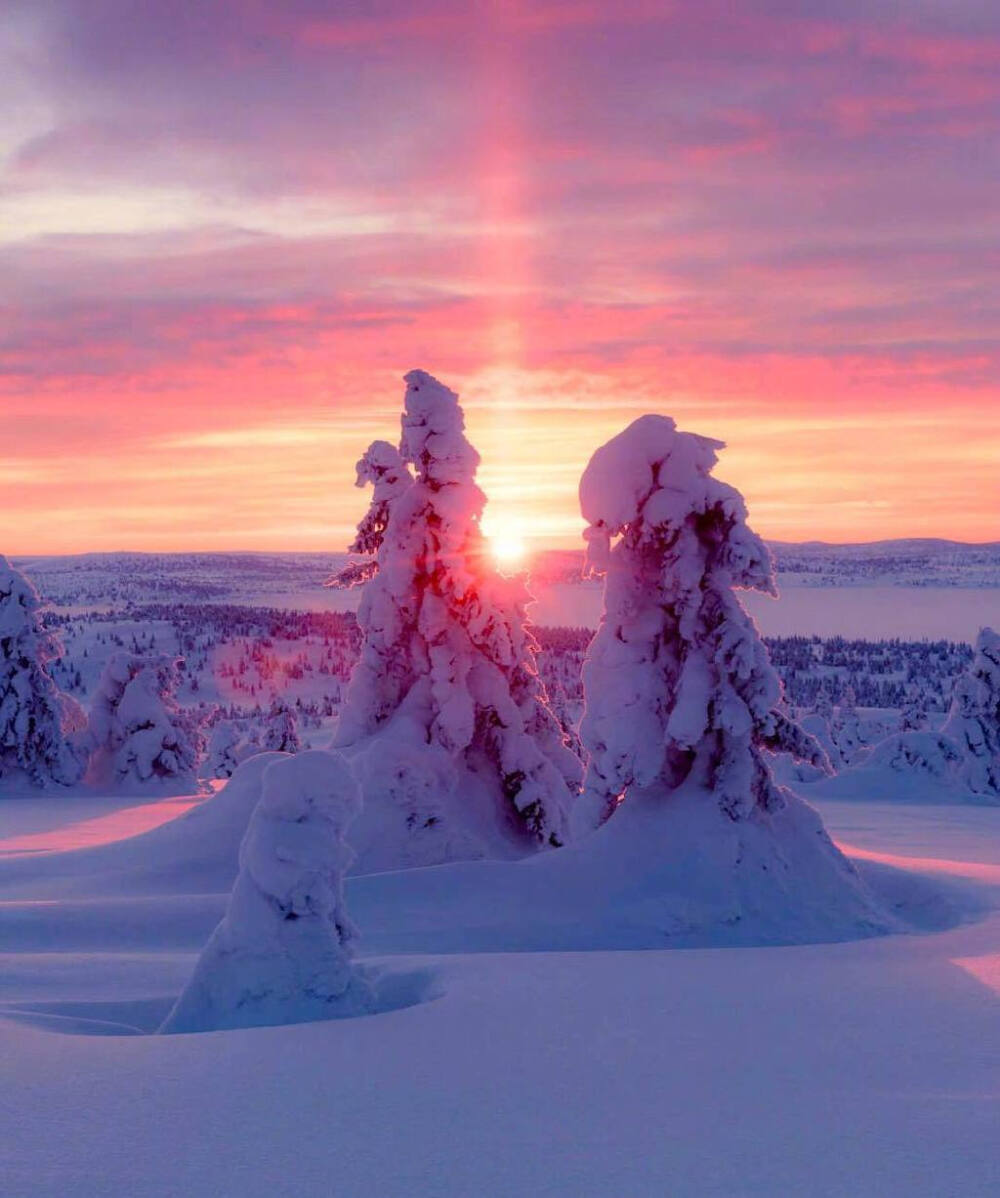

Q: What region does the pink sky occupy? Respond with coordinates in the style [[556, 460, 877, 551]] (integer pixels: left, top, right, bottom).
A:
[[2, 1, 998, 552]]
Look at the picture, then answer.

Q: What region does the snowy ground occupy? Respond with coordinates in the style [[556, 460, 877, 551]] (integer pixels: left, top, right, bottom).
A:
[[1, 791, 997, 1197]]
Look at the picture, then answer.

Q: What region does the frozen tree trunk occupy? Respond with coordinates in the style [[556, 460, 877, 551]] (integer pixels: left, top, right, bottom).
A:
[[0, 555, 86, 787], [942, 627, 1000, 796], [160, 751, 372, 1033], [577, 415, 830, 830], [88, 653, 205, 788], [334, 370, 580, 853]]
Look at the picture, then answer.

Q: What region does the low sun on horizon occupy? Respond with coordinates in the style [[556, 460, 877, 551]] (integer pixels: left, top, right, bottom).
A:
[[488, 530, 528, 570]]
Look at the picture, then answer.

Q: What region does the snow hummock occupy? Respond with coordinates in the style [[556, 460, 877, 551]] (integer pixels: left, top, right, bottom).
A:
[[160, 751, 372, 1033], [347, 780, 894, 953]]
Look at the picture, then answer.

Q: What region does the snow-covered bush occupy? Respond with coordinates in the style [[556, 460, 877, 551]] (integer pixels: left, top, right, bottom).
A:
[[577, 415, 829, 829], [900, 691, 929, 733], [160, 750, 372, 1033], [262, 702, 301, 754], [334, 370, 580, 852], [88, 653, 205, 788], [204, 719, 242, 780], [941, 627, 1000, 796], [0, 555, 86, 787], [832, 685, 868, 765], [862, 730, 963, 782]]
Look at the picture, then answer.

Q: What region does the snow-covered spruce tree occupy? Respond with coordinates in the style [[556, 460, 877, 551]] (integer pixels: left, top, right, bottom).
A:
[[832, 684, 866, 764], [203, 718, 242, 780], [262, 702, 301, 754], [814, 687, 834, 724], [160, 750, 372, 1033], [578, 415, 829, 828], [334, 369, 580, 851], [900, 690, 929, 733], [0, 555, 85, 787], [88, 653, 205, 788], [941, 627, 1000, 797], [568, 417, 888, 944]]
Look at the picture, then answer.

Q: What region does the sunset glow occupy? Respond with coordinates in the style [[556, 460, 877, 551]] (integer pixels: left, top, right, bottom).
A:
[[2, 3, 998, 552], [489, 530, 528, 570]]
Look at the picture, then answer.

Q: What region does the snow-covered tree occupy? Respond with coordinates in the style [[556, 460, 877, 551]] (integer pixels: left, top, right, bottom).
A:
[[204, 718, 242, 780], [577, 415, 829, 828], [262, 702, 301, 754], [0, 555, 86, 787], [814, 687, 834, 723], [941, 627, 1000, 796], [900, 690, 929, 732], [861, 729, 963, 784], [335, 369, 580, 849], [160, 750, 372, 1033], [88, 653, 205, 787], [832, 684, 866, 764]]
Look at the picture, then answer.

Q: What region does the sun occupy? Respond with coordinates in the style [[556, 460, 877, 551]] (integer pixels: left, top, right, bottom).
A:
[[488, 531, 528, 570]]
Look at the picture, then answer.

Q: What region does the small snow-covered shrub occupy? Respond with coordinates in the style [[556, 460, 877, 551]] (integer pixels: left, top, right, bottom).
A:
[[0, 555, 86, 787], [88, 652, 205, 787], [160, 750, 372, 1033], [864, 730, 963, 781]]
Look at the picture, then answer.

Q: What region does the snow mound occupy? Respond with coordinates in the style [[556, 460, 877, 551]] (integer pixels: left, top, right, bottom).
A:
[[160, 751, 373, 1033], [346, 716, 497, 873], [350, 784, 895, 954]]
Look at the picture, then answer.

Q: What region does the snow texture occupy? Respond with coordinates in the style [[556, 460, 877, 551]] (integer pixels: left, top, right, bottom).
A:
[[577, 415, 829, 831], [160, 750, 372, 1032], [334, 370, 580, 855], [88, 653, 205, 789], [942, 626, 1000, 796], [0, 554, 85, 787]]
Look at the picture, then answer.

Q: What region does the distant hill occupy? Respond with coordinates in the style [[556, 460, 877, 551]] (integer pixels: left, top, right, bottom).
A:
[[11, 538, 1000, 606], [531, 539, 1000, 589]]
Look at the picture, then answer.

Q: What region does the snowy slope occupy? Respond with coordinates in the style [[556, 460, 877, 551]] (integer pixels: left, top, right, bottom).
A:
[[0, 791, 997, 1196]]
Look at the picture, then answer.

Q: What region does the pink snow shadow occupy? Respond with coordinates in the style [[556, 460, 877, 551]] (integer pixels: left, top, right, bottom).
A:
[[953, 954, 1000, 997], [837, 841, 1000, 887], [0, 793, 211, 857]]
